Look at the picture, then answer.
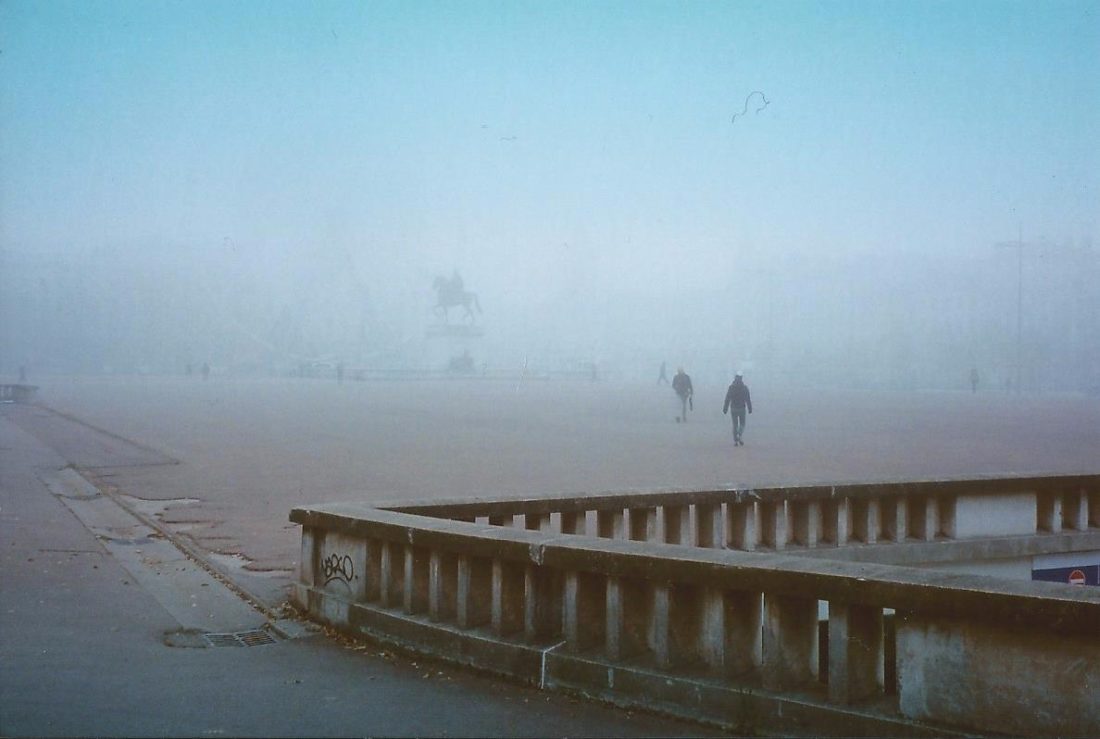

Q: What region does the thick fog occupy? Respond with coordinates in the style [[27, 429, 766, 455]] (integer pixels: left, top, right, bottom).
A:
[[2, 2, 1098, 393]]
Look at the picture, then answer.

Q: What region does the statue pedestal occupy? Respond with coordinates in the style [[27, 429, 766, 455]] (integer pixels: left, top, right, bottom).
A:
[[425, 324, 484, 339], [425, 323, 484, 374]]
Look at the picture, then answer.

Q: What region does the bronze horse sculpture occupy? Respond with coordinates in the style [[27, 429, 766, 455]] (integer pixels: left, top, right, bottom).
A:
[[432, 274, 482, 323]]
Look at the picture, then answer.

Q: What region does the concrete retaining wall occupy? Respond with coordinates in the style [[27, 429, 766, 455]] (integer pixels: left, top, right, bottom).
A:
[[289, 475, 1100, 736]]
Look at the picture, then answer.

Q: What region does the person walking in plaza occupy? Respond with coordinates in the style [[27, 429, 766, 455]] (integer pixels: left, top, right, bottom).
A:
[[723, 372, 752, 445], [657, 361, 668, 385], [672, 367, 693, 422]]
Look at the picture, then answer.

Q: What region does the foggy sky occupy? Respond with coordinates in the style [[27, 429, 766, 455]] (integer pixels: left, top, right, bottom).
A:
[[1, 1, 1098, 388]]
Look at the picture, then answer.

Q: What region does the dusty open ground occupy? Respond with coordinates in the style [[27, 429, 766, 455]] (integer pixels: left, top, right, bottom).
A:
[[10, 375, 1099, 603]]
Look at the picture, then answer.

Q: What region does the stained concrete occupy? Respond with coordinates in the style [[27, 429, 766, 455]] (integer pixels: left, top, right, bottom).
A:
[[0, 412, 719, 737]]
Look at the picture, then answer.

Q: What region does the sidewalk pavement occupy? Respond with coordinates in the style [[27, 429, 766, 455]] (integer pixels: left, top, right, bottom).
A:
[[0, 410, 717, 737]]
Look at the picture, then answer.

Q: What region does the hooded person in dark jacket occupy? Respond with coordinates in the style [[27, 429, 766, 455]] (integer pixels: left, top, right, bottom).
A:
[[722, 372, 752, 446], [672, 367, 693, 422]]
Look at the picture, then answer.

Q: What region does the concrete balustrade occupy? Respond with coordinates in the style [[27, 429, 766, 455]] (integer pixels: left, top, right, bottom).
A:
[[385, 475, 1100, 556], [291, 480, 1100, 737]]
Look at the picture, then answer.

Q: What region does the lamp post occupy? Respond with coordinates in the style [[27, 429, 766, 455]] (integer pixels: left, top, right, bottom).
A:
[[994, 226, 1025, 394]]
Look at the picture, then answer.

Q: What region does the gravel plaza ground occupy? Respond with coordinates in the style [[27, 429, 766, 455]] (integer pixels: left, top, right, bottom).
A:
[[9, 374, 1100, 605]]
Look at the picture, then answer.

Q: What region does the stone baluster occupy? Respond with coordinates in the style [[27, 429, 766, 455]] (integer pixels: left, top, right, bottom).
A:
[[924, 496, 940, 540], [850, 498, 880, 544], [700, 588, 729, 671], [724, 501, 758, 550], [626, 506, 657, 542], [762, 593, 819, 689], [668, 585, 704, 667], [1036, 489, 1061, 532], [828, 602, 884, 704], [894, 497, 908, 542], [758, 501, 787, 549], [876, 498, 894, 542], [525, 565, 561, 642], [834, 497, 851, 545], [662, 504, 691, 545], [638, 583, 710, 671], [907, 496, 938, 541], [790, 500, 820, 547], [379, 541, 399, 608], [429, 550, 457, 622], [936, 495, 957, 538], [456, 555, 491, 629], [818, 500, 837, 545], [695, 503, 722, 548], [648, 583, 673, 669], [525, 512, 551, 532], [866, 499, 881, 543], [1063, 489, 1088, 531], [596, 508, 625, 539], [605, 577, 647, 661], [564, 570, 605, 652], [560, 510, 586, 536], [492, 558, 525, 636], [404, 545, 430, 614], [726, 590, 763, 674], [807, 500, 823, 547], [362, 540, 381, 601]]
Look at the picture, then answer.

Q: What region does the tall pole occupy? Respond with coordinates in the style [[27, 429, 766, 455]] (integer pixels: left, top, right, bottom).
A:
[[995, 227, 1026, 394], [1015, 224, 1023, 394]]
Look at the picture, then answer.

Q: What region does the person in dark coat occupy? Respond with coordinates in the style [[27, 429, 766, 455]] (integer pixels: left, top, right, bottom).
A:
[[723, 372, 752, 446], [672, 367, 693, 422]]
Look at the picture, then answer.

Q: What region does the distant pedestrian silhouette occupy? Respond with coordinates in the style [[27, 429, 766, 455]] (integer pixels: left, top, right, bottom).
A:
[[657, 361, 668, 385], [723, 372, 752, 446], [672, 367, 693, 422]]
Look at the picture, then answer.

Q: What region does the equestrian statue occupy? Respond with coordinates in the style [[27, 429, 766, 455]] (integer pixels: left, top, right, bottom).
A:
[[432, 270, 482, 324]]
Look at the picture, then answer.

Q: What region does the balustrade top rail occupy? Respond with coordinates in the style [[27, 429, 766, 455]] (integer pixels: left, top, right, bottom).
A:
[[377, 473, 1099, 518], [290, 501, 1100, 635]]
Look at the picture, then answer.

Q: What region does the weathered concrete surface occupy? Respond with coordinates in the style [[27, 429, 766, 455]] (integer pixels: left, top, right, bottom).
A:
[[290, 500, 1099, 735], [8, 377, 1099, 608], [302, 581, 959, 738], [897, 615, 1100, 736], [0, 412, 717, 737]]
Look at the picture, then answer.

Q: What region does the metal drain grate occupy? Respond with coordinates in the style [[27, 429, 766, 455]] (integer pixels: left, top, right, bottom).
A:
[[203, 629, 277, 648]]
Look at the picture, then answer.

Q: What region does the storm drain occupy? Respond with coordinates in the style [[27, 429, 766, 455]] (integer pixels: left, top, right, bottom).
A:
[[203, 629, 277, 648]]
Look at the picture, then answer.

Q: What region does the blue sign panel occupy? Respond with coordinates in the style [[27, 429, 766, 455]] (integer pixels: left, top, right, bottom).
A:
[[1032, 565, 1100, 587]]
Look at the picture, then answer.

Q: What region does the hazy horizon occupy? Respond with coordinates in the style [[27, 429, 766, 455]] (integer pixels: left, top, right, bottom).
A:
[[2, 1, 1098, 390]]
